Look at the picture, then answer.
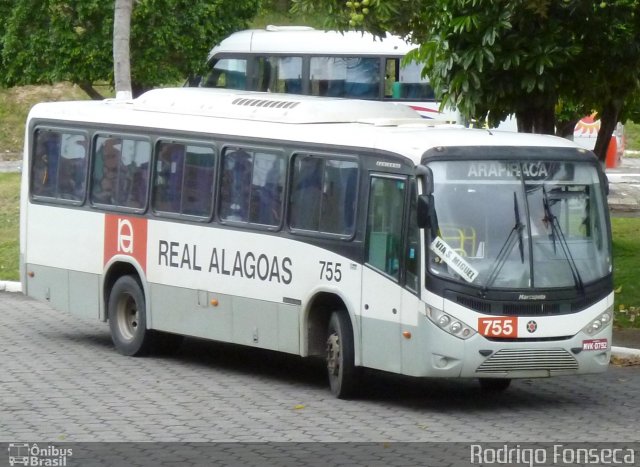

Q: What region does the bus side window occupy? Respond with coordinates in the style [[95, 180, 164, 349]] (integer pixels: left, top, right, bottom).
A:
[[385, 58, 399, 98], [290, 156, 323, 231], [153, 142, 185, 213], [344, 57, 380, 98], [120, 140, 150, 208], [277, 56, 303, 94], [290, 154, 358, 236], [91, 137, 122, 205], [219, 148, 253, 222], [249, 152, 286, 226], [310, 57, 346, 97], [202, 58, 247, 90], [397, 61, 435, 99], [152, 142, 215, 217], [319, 160, 358, 234], [182, 145, 216, 217], [256, 57, 272, 92], [32, 130, 60, 197], [91, 136, 149, 209], [32, 129, 87, 202]]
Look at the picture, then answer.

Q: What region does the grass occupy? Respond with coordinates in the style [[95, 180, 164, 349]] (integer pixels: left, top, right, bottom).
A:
[[0, 83, 91, 159], [611, 217, 640, 328], [0, 173, 20, 281], [624, 121, 640, 154]]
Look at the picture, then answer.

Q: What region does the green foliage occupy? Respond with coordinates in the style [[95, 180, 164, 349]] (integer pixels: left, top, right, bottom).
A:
[[292, 0, 640, 147], [0, 0, 261, 97]]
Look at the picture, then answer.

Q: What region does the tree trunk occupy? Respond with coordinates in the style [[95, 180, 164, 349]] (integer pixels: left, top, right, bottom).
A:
[[113, 0, 133, 100], [593, 101, 622, 165], [516, 104, 555, 135], [556, 117, 580, 139], [76, 81, 105, 100]]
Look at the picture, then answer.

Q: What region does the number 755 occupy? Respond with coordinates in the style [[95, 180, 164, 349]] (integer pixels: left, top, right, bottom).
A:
[[319, 261, 342, 282], [478, 317, 518, 338]]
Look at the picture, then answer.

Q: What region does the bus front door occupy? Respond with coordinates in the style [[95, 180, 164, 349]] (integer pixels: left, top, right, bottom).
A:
[[361, 175, 407, 373]]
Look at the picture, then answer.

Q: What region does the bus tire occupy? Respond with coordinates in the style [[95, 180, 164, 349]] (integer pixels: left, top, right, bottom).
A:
[[326, 311, 358, 399], [479, 378, 511, 392], [108, 275, 153, 356]]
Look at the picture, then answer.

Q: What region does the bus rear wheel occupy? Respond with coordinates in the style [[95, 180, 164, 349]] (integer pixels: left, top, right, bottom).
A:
[[108, 275, 153, 356], [326, 311, 358, 399]]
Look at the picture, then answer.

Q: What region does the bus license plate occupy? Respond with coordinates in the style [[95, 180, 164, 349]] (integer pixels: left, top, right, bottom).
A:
[[582, 339, 609, 351], [478, 317, 518, 338]]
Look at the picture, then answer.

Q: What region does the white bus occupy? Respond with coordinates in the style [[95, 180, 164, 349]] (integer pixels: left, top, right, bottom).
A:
[[20, 88, 614, 398], [189, 25, 460, 122]]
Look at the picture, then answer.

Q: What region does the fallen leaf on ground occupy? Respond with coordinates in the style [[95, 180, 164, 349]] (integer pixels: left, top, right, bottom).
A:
[[610, 355, 640, 367]]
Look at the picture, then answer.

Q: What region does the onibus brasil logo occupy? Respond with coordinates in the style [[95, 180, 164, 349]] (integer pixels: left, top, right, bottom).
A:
[[7, 443, 72, 466]]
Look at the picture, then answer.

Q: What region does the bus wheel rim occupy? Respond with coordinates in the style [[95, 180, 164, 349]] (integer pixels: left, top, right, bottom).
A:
[[327, 333, 340, 376], [117, 294, 139, 341]]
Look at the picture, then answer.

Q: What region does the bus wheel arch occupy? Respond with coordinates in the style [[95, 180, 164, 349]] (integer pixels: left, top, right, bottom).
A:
[[305, 292, 350, 357], [103, 261, 183, 356], [304, 292, 359, 399], [103, 262, 154, 356], [102, 261, 143, 321], [326, 310, 358, 398], [107, 274, 153, 356]]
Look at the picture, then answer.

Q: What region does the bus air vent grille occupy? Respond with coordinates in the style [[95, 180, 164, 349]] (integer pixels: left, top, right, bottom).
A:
[[475, 348, 578, 374], [503, 303, 561, 316], [456, 295, 491, 313]]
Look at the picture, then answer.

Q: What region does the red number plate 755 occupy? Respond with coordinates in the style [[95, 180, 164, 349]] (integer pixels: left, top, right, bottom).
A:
[[478, 317, 518, 338]]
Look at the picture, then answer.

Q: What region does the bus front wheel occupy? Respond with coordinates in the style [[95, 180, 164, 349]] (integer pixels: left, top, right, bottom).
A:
[[108, 275, 153, 356], [326, 311, 358, 399]]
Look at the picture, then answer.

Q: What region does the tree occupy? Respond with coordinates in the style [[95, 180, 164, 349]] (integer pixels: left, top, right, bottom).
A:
[[113, 0, 133, 100], [0, 0, 261, 99], [292, 0, 640, 163]]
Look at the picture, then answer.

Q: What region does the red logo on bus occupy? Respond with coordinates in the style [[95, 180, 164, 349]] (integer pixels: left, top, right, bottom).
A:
[[104, 214, 148, 273]]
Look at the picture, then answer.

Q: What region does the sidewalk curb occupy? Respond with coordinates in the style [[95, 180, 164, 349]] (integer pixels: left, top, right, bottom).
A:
[[0, 280, 22, 293], [2, 279, 638, 359], [611, 346, 640, 358]]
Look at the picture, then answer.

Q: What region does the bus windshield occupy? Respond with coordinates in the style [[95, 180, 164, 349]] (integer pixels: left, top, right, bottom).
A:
[[426, 160, 611, 289]]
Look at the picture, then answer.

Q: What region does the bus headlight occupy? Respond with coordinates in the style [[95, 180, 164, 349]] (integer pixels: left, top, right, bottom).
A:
[[582, 307, 613, 336], [427, 306, 476, 340]]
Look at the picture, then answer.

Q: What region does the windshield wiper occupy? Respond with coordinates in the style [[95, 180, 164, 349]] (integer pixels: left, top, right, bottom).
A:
[[542, 185, 584, 291], [483, 192, 524, 291]]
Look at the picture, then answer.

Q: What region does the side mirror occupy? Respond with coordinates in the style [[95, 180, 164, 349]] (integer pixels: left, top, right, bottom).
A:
[[417, 194, 439, 235], [417, 164, 434, 195]]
